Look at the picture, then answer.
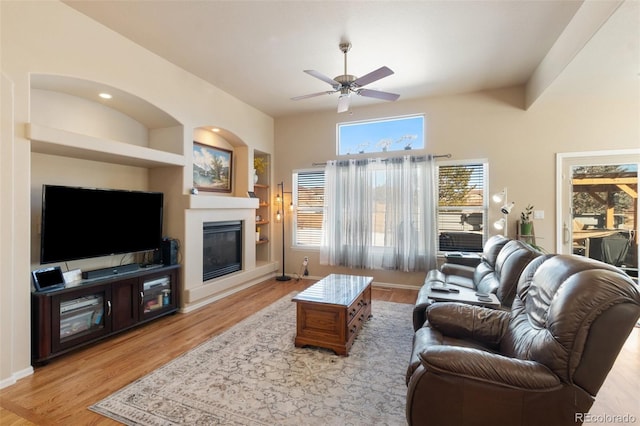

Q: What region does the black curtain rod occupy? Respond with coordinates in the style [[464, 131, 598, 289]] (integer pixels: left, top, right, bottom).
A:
[[311, 153, 451, 167]]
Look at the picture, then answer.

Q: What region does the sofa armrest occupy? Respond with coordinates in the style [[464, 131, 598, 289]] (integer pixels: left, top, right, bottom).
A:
[[440, 263, 475, 278], [426, 302, 510, 346], [419, 346, 561, 390]]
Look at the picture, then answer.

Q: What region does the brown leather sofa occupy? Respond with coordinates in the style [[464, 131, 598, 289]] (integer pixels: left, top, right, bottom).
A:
[[412, 235, 540, 330], [406, 254, 640, 426]]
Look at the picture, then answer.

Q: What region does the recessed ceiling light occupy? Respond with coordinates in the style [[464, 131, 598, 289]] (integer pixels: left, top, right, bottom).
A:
[[211, 128, 220, 133], [99, 93, 112, 99]]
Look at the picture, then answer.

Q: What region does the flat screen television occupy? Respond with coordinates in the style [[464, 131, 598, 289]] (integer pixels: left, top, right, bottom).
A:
[[40, 185, 164, 264]]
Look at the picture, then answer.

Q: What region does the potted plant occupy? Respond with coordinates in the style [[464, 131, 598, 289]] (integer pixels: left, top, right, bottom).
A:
[[253, 157, 267, 183], [520, 204, 534, 236]]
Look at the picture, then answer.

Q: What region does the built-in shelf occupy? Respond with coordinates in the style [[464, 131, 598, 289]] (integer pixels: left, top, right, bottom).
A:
[[253, 154, 270, 263], [27, 123, 184, 168]]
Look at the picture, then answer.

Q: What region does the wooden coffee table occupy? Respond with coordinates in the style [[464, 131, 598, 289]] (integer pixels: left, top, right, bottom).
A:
[[292, 274, 373, 356]]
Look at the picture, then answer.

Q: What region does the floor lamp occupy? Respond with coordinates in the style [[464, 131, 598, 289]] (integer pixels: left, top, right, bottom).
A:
[[275, 181, 292, 281], [492, 188, 514, 237]]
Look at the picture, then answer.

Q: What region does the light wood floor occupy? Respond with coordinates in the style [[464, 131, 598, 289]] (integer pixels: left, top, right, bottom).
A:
[[0, 278, 638, 425]]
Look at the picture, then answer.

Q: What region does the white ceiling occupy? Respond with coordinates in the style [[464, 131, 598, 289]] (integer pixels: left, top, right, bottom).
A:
[[62, 0, 635, 118]]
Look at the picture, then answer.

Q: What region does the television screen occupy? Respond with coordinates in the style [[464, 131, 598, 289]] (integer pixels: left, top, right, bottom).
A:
[[40, 185, 163, 264]]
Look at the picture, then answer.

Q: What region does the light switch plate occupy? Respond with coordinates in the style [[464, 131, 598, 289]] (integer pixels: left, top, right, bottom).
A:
[[534, 210, 544, 220]]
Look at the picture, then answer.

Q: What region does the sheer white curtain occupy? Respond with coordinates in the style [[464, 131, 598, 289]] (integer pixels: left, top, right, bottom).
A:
[[320, 155, 437, 272]]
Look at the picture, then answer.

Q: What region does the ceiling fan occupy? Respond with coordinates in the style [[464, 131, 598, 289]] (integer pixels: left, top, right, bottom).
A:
[[291, 42, 400, 113]]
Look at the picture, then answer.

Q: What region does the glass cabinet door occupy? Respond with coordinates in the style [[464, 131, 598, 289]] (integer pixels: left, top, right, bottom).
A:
[[141, 275, 174, 320], [52, 285, 111, 352]]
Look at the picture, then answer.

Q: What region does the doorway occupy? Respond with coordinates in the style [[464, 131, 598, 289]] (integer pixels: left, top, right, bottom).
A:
[[557, 150, 639, 278]]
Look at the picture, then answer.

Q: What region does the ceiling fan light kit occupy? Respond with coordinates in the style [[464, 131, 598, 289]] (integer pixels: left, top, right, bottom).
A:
[[292, 42, 400, 113]]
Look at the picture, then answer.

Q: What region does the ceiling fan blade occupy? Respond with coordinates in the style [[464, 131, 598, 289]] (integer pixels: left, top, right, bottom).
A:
[[337, 94, 351, 113], [304, 70, 339, 87], [291, 90, 335, 101], [353, 66, 394, 87], [358, 88, 400, 101]]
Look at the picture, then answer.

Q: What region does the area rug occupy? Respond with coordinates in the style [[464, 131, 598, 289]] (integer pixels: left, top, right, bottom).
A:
[[90, 294, 414, 425]]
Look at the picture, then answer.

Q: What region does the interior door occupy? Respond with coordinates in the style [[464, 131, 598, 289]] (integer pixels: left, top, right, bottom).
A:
[[557, 150, 639, 277]]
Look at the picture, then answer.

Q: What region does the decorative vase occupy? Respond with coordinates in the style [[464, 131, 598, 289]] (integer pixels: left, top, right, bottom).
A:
[[253, 170, 259, 184], [520, 222, 533, 236]]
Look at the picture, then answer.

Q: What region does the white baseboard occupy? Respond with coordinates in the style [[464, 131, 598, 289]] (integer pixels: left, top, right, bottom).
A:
[[0, 366, 34, 390], [181, 273, 276, 313]]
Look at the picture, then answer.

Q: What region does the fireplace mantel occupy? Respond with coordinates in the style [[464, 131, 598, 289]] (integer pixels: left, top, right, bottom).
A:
[[186, 194, 259, 210]]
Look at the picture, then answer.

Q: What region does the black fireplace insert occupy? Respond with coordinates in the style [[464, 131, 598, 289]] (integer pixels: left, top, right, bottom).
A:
[[203, 221, 242, 281]]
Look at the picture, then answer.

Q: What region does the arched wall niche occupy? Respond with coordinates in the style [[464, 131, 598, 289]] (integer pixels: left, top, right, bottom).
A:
[[30, 74, 181, 129], [194, 125, 247, 148], [192, 126, 251, 199], [30, 74, 185, 156]]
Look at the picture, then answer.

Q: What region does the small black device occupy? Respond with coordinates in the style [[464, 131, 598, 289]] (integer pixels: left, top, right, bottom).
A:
[[32, 266, 66, 292], [161, 238, 179, 265]]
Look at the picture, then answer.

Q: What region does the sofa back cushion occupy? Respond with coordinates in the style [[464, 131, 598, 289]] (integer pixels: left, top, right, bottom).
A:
[[500, 255, 640, 394], [475, 240, 540, 301], [472, 235, 509, 286], [493, 240, 541, 306], [480, 235, 509, 267]]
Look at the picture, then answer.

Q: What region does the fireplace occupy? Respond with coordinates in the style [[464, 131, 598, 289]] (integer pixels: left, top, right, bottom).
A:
[[203, 221, 242, 281]]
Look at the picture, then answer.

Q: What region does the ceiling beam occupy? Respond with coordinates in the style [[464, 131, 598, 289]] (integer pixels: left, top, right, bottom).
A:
[[525, 0, 623, 109], [573, 177, 637, 185]]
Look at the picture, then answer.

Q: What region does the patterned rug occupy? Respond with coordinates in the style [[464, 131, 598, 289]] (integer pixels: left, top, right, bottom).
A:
[[90, 294, 414, 425]]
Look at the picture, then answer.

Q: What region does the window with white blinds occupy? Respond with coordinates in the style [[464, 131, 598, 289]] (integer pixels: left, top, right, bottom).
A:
[[437, 162, 487, 252], [293, 170, 325, 247]]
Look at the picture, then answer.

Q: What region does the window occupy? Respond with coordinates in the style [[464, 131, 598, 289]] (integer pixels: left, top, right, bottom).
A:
[[293, 169, 325, 247], [437, 161, 487, 252], [319, 157, 437, 271], [337, 115, 424, 155]]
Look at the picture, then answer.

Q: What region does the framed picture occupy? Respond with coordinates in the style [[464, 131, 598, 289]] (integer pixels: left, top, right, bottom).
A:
[[247, 191, 258, 198], [193, 142, 233, 193]]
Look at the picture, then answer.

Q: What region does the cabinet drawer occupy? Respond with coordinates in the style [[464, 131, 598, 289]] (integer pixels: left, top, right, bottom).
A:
[[347, 310, 367, 343], [348, 286, 371, 319]]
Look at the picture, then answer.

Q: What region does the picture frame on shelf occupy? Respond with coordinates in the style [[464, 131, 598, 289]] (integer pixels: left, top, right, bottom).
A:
[[192, 142, 233, 193], [247, 191, 258, 198]]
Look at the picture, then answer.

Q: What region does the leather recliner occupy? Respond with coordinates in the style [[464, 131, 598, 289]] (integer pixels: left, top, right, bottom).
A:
[[406, 254, 640, 426], [413, 235, 540, 330]]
